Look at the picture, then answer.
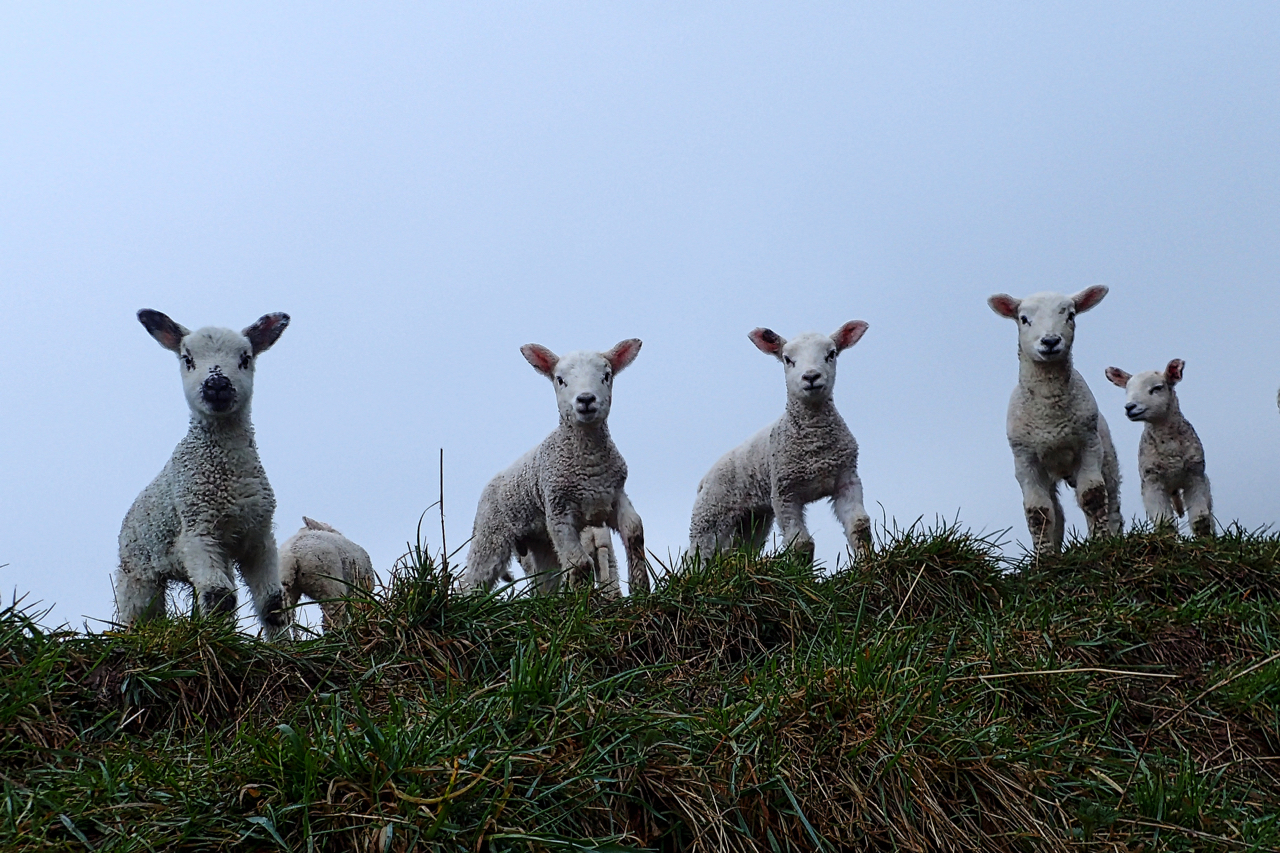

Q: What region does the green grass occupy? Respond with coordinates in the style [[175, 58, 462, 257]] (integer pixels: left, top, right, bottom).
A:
[[3, 522, 1280, 851]]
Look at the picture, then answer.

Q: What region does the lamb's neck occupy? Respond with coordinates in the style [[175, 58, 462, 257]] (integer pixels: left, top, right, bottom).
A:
[[188, 411, 257, 449], [1018, 354, 1073, 391], [1142, 399, 1188, 439], [558, 418, 615, 453], [784, 397, 844, 429]]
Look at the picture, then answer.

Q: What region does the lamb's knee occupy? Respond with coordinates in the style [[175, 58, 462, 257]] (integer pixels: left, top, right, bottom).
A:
[[1079, 483, 1109, 527], [199, 587, 237, 619], [1025, 505, 1057, 552], [1191, 514, 1213, 537]]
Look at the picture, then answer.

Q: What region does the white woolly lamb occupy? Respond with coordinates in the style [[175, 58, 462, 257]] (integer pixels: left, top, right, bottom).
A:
[[1105, 360, 1213, 536], [460, 340, 648, 596], [688, 321, 872, 564], [988, 287, 1122, 554], [278, 517, 376, 635], [115, 309, 290, 636]]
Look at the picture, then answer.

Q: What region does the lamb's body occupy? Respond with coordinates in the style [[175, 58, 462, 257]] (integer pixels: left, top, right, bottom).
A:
[[278, 517, 375, 635], [989, 288, 1122, 554], [115, 310, 291, 636], [1106, 360, 1212, 536], [689, 322, 872, 563], [461, 340, 647, 596]]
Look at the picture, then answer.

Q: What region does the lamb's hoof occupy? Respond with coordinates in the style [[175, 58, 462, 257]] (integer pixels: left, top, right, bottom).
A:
[[261, 589, 287, 629], [1191, 517, 1214, 538], [200, 587, 237, 618]]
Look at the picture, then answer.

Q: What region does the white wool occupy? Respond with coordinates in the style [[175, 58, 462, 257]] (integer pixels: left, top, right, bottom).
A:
[[987, 287, 1122, 554], [278, 517, 376, 635], [115, 309, 291, 636], [460, 339, 647, 597], [689, 321, 872, 564], [1106, 360, 1213, 536]]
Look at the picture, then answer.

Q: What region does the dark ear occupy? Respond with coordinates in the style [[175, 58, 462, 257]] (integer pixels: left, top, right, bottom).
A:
[[1105, 366, 1131, 388], [1072, 285, 1109, 314], [987, 294, 1020, 319], [521, 344, 559, 378], [242, 313, 290, 355], [137, 310, 189, 352], [302, 516, 337, 532], [1164, 359, 1184, 386], [831, 320, 869, 352], [748, 327, 785, 357], [605, 338, 642, 373]]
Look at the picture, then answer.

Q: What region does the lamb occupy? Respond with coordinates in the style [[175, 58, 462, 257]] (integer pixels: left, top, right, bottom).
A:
[[115, 310, 291, 637], [688, 321, 872, 564], [278, 517, 376, 635], [1105, 360, 1213, 536], [460, 339, 648, 596], [987, 286, 1122, 554]]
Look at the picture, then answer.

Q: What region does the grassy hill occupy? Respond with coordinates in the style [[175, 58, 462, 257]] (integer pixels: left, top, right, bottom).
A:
[[3, 524, 1280, 851]]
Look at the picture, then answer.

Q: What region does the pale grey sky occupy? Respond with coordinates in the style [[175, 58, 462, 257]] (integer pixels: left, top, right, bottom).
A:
[[2, 3, 1278, 629]]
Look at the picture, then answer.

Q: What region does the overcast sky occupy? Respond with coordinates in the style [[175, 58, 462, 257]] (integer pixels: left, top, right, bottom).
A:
[[3, 3, 1278, 630]]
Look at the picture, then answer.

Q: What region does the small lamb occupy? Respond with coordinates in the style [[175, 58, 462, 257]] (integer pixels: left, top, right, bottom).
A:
[[460, 339, 648, 596], [115, 310, 290, 636], [689, 321, 872, 564], [988, 287, 1122, 554], [278, 517, 376, 635], [1105, 360, 1213, 536]]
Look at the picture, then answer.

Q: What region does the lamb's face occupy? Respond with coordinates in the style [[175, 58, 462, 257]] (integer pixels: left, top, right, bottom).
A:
[[176, 327, 258, 418], [551, 351, 616, 425], [1105, 359, 1183, 423], [521, 338, 642, 427], [988, 286, 1108, 364], [137, 309, 290, 422], [749, 321, 868, 407]]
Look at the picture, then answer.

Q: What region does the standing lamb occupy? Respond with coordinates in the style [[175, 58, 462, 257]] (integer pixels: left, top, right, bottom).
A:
[[278, 517, 376, 635], [689, 321, 872, 564], [987, 287, 1122, 554], [1105, 360, 1213, 536], [114, 309, 290, 637], [460, 339, 648, 596]]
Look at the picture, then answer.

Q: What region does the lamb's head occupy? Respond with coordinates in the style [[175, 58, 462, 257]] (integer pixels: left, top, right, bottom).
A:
[[749, 321, 868, 406], [522, 338, 642, 426], [988, 286, 1108, 363], [1105, 359, 1183, 423], [138, 310, 290, 420]]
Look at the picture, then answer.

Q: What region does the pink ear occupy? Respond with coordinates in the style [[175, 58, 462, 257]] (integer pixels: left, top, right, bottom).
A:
[[605, 338, 642, 373], [242, 312, 290, 355], [1072, 285, 1109, 314], [748, 327, 784, 356], [521, 344, 559, 378], [137, 309, 189, 352], [987, 294, 1020, 319], [1105, 367, 1131, 388], [1165, 359, 1185, 386], [831, 320, 868, 352]]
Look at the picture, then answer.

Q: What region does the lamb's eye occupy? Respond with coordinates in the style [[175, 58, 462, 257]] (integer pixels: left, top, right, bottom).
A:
[[1020, 315, 1030, 326], [783, 357, 794, 367], [556, 376, 566, 387], [825, 350, 836, 362], [1151, 384, 1164, 393], [1067, 312, 1076, 321], [182, 352, 195, 371], [603, 371, 612, 383], [239, 352, 251, 370]]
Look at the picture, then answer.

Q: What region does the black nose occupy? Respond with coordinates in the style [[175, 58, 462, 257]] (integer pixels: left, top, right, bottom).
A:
[[1040, 335, 1062, 349], [1124, 402, 1138, 414], [576, 393, 596, 407], [202, 374, 236, 411], [802, 370, 821, 385]]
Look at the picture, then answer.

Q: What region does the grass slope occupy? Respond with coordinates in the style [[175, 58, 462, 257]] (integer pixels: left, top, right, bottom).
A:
[[3, 524, 1280, 851]]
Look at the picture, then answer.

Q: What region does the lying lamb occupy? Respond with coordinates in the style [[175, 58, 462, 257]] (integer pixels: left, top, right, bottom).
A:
[[115, 309, 291, 636], [460, 339, 648, 596], [1105, 359, 1213, 536], [988, 287, 1122, 554], [278, 517, 376, 635], [689, 321, 872, 564]]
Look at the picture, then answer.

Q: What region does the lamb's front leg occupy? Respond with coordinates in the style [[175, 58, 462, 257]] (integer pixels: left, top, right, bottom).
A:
[[239, 535, 288, 640], [1073, 437, 1113, 539], [1013, 452, 1060, 555], [772, 491, 814, 563], [1141, 479, 1179, 530], [832, 468, 873, 559], [611, 490, 648, 595], [1182, 476, 1213, 537], [176, 530, 239, 618], [545, 499, 595, 590]]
